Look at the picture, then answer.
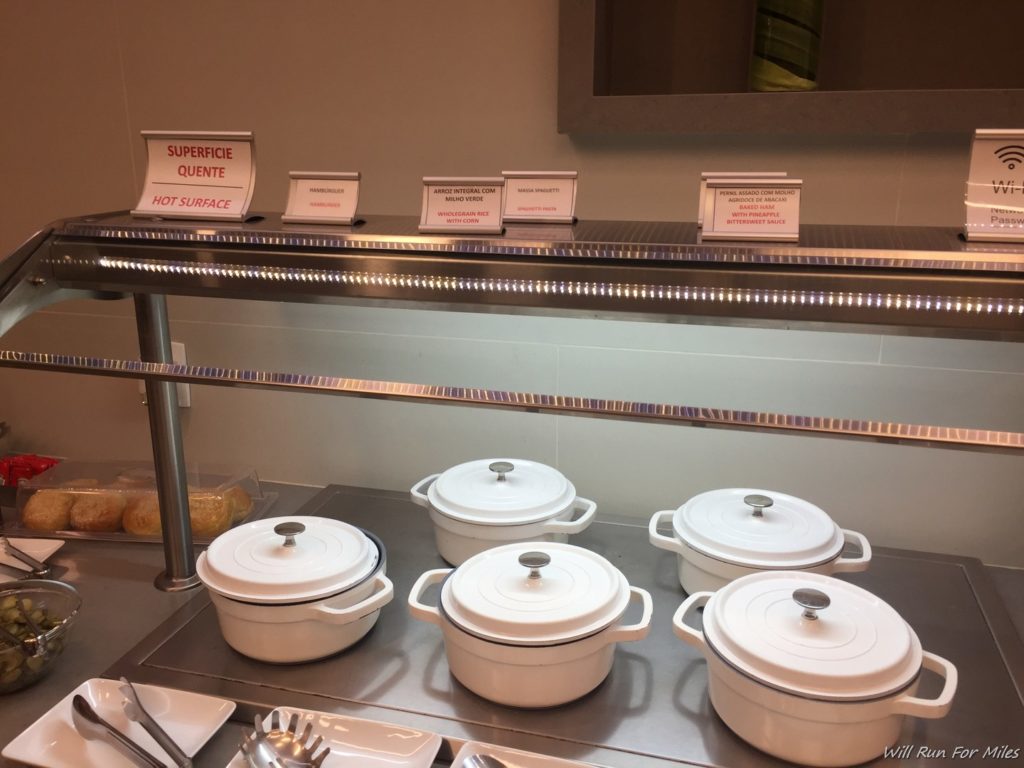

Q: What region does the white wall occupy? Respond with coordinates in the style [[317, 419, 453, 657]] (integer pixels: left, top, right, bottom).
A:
[[1, 1, 1021, 565]]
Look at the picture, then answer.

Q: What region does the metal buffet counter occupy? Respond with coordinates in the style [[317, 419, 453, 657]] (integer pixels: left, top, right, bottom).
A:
[[95, 484, 1024, 768], [1, 212, 1023, 592]]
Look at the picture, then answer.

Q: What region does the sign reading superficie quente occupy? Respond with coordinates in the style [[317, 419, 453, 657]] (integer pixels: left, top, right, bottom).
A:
[[131, 131, 256, 221], [965, 129, 1024, 242]]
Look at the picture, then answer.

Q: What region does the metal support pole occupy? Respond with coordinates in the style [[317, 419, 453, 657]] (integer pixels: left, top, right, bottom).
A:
[[134, 294, 201, 591]]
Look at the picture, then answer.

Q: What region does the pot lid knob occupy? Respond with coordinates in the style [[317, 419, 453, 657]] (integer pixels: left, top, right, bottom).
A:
[[489, 461, 515, 482], [793, 587, 831, 620], [273, 521, 306, 548], [744, 493, 774, 518], [518, 550, 551, 580]]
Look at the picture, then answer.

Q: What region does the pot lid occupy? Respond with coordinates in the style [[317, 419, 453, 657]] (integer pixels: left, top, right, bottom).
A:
[[428, 458, 576, 525], [703, 571, 922, 701], [673, 488, 844, 569], [441, 542, 630, 645], [197, 516, 379, 603]]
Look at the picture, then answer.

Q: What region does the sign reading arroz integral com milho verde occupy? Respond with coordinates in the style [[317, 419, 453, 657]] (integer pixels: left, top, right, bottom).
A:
[[702, 178, 802, 242], [282, 171, 361, 226], [132, 131, 256, 221], [965, 129, 1024, 242], [419, 177, 505, 234]]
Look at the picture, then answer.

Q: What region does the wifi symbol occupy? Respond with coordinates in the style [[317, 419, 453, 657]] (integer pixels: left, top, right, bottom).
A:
[[995, 145, 1024, 170]]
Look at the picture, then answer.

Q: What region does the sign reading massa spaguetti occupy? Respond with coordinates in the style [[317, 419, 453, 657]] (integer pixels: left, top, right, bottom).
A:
[[132, 131, 256, 221]]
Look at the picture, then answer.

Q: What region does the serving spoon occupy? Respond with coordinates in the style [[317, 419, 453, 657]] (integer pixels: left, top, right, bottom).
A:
[[461, 756, 508, 768]]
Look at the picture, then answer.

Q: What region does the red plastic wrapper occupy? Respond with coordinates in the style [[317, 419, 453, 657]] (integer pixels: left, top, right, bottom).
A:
[[0, 454, 60, 487]]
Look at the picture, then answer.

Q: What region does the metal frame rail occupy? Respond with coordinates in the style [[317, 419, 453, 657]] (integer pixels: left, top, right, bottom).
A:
[[1, 212, 1022, 590]]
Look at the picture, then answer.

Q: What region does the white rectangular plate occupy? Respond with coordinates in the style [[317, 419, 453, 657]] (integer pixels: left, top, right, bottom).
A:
[[226, 706, 442, 768], [0, 538, 64, 582], [452, 741, 596, 768], [1, 677, 236, 767]]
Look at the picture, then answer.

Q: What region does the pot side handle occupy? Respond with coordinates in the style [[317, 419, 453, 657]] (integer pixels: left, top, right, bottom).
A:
[[830, 529, 872, 573], [407, 568, 452, 627], [409, 474, 440, 508], [648, 510, 683, 553], [605, 587, 653, 643], [672, 592, 713, 652], [890, 651, 958, 719], [306, 573, 394, 624], [539, 496, 597, 534]]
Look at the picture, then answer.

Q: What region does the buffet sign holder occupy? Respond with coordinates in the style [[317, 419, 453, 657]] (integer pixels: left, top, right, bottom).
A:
[[282, 172, 361, 226], [131, 130, 256, 222], [701, 177, 802, 242], [964, 129, 1024, 242], [419, 177, 505, 234], [501, 171, 578, 224]]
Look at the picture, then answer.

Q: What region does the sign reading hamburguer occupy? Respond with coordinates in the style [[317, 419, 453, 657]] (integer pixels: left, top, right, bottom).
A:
[[131, 131, 256, 221], [702, 178, 802, 242], [419, 177, 505, 234], [282, 172, 360, 225], [965, 129, 1024, 242]]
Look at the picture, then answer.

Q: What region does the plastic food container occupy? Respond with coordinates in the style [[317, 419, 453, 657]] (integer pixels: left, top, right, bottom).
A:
[[410, 458, 597, 565], [408, 541, 652, 708], [12, 460, 264, 543], [197, 516, 393, 663], [673, 571, 957, 766], [649, 488, 871, 593]]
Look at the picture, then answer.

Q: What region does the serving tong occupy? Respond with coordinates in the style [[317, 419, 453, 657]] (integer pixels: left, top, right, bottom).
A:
[[0, 537, 52, 578], [68, 678, 192, 768], [71, 694, 166, 768], [119, 677, 193, 767]]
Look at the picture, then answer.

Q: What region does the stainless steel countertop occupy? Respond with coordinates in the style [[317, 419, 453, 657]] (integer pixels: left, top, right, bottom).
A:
[[93, 485, 1023, 768], [0, 483, 1019, 765]]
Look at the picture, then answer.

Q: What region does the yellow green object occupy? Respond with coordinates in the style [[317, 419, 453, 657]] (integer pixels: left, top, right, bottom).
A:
[[750, 0, 824, 92]]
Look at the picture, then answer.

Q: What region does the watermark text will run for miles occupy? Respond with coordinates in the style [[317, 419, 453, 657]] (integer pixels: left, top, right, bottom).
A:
[[884, 744, 1020, 760]]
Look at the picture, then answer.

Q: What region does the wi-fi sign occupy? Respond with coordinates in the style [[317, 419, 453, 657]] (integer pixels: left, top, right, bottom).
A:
[[994, 144, 1024, 170]]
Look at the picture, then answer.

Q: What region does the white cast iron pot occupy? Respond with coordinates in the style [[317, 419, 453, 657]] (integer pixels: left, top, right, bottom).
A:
[[408, 542, 652, 708], [672, 571, 957, 767], [649, 488, 871, 593], [410, 459, 597, 565], [197, 516, 394, 663]]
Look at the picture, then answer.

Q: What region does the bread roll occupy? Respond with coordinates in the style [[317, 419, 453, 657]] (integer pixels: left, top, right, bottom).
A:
[[189, 493, 231, 537], [21, 490, 75, 531], [123, 493, 162, 536], [69, 492, 126, 532], [223, 484, 254, 523]]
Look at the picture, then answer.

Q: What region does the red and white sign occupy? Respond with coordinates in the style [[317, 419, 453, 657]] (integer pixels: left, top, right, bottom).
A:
[[698, 171, 787, 227], [131, 131, 256, 221], [282, 172, 360, 225], [501, 171, 577, 224], [702, 179, 802, 242], [965, 129, 1024, 242], [419, 177, 505, 234]]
